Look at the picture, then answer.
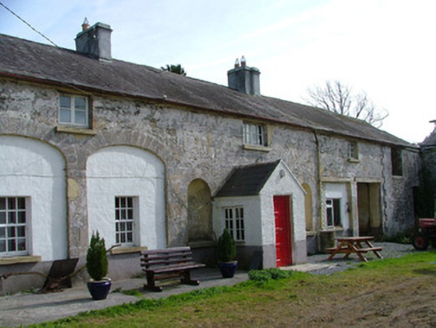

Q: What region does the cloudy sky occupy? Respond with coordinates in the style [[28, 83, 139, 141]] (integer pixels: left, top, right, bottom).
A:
[[1, 0, 435, 144]]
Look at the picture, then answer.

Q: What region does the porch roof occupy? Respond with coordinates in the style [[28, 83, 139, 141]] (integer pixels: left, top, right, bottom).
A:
[[215, 160, 280, 198]]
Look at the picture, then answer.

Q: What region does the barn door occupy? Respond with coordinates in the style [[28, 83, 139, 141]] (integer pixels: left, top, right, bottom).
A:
[[274, 196, 292, 267]]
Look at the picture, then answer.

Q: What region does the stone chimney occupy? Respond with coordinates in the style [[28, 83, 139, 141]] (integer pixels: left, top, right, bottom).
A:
[[75, 18, 112, 60], [227, 56, 261, 95]]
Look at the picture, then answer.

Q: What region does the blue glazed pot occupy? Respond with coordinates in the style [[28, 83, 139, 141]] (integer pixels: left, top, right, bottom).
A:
[[87, 279, 111, 300], [218, 261, 238, 278]]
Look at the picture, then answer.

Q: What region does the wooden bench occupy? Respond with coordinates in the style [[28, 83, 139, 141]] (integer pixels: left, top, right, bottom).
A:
[[140, 246, 206, 292]]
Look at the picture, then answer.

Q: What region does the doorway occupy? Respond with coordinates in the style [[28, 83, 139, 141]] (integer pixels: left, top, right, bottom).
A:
[[274, 196, 293, 267], [357, 183, 382, 237]]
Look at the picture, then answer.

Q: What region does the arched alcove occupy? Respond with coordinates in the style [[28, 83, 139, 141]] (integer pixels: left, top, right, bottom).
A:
[[187, 179, 213, 242], [0, 136, 67, 260], [86, 146, 166, 249]]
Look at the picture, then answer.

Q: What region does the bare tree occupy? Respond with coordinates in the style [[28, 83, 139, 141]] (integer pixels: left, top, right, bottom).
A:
[[304, 80, 388, 127]]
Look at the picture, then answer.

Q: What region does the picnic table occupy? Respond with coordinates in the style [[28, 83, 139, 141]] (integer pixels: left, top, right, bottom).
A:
[[326, 236, 383, 262]]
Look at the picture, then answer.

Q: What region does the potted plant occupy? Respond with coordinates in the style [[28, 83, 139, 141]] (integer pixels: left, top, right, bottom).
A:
[[216, 228, 238, 278], [86, 231, 111, 300]]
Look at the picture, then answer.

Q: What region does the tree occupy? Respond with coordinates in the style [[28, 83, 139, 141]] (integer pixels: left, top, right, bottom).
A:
[[161, 64, 187, 76], [304, 80, 388, 127]]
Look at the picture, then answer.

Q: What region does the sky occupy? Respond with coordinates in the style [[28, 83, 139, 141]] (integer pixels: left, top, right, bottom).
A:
[[1, 0, 435, 144]]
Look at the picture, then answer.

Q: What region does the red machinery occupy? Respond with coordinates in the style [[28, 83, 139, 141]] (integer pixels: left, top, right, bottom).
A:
[[412, 218, 436, 250]]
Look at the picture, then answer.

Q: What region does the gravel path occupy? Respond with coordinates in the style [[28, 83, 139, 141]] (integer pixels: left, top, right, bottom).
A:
[[303, 242, 416, 275]]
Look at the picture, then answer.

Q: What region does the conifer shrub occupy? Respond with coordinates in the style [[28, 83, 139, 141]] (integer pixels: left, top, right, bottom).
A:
[[86, 231, 108, 281]]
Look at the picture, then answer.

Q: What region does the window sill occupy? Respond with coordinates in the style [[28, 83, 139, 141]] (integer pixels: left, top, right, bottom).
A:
[[110, 246, 148, 255], [306, 230, 316, 237], [0, 255, 41, 265], [243, 144, 272, 152], [56, 126, 97, 136], [324, 227, 344, 232], [348, 158, 360, 163]]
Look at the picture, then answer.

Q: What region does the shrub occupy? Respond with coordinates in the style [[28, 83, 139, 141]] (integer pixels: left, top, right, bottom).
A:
[[86, 231, 108, 281], [217, 229, 236, 262], [248, 268, 294, 282]]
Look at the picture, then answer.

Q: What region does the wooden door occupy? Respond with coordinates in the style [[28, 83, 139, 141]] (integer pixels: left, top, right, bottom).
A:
[[274, 196, 292, 267]]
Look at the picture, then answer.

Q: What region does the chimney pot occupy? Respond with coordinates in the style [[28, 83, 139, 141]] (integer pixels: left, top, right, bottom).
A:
[[241, 56, 246, 67], [82, 17, 90, 31], [234, 58, 240, 68]]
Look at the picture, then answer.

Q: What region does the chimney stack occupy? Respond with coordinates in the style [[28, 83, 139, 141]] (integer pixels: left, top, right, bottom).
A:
[[227, 56, 261, 95], [75, 19, 112, 60]]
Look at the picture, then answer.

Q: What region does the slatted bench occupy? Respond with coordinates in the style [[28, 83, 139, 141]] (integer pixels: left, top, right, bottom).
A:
[[140, 246, 206, 292]]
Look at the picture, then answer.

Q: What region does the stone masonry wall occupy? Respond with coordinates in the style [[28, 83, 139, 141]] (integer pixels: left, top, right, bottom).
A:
[[0, 78, 419, 257]]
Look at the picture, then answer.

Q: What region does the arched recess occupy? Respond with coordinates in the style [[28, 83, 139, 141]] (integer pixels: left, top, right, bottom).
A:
[[0, 136, 67, 260], [302, 183, 313, 231], [86, 146, 166, 249], [187, 179, 213, 242]]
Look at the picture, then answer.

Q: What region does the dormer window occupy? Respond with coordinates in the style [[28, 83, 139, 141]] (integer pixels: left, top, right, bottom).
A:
[[59, 95, 89, 127], [243, 122, 267, 146]]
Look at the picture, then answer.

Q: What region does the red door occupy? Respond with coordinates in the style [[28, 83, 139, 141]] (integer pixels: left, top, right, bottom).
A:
[[274, 196, 292, 267]]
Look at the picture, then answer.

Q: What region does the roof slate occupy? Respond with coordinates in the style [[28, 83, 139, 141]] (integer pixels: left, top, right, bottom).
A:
[[215, 161, 280, 197], [0, 33, 413, 148]]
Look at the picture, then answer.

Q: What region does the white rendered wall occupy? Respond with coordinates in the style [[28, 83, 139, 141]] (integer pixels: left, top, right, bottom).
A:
[[260, 162, 306, 246], [213, 196, 261, 245], [213, 161, 306, 248], [324, 183, 350, 231], [0, 136, 67, 260], [86, 146, 166, 249]]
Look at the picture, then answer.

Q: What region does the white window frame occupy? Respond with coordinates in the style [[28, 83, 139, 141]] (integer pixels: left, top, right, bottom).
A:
[[59, 95, 89, 127], [0, 197, 29, 256], [223, 206, 245, 241], [326, 198, 341, 228], [115, 196, 137, 246], [348, 141, 359, 160], [243, 122, 267, 146]]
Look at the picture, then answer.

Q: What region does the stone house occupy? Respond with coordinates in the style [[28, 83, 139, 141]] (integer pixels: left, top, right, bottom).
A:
[[420, 121, 436, 217], [0, 22, 420, 293]]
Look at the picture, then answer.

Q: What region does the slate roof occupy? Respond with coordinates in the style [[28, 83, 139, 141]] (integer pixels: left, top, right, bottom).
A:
[[215, 161, 280, 197], [0, 33, 413, 148], [421, 123, 436, 148]]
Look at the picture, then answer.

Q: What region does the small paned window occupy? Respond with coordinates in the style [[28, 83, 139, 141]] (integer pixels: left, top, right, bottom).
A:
[[348, 141, 358, 160], [224, 206, 245, 241], [326, 198, 341, 227], [0, 197, 28, 256], [59, 95, 89, 127], [115, 197, 135, 245], [243, 123, 267, 146], [391, 148, 403, 176]]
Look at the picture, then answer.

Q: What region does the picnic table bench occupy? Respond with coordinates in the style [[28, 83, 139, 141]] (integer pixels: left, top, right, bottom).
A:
[[326, 236, 383, 262], [140, 246, 206, 292]]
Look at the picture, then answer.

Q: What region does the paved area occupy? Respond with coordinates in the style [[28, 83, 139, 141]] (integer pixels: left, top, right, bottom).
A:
[[0, 268, 249, 327], [0, 242, 415, 327]]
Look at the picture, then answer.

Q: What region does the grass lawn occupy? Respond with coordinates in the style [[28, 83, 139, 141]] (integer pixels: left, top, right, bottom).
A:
[[29, 251, 436, 327]]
